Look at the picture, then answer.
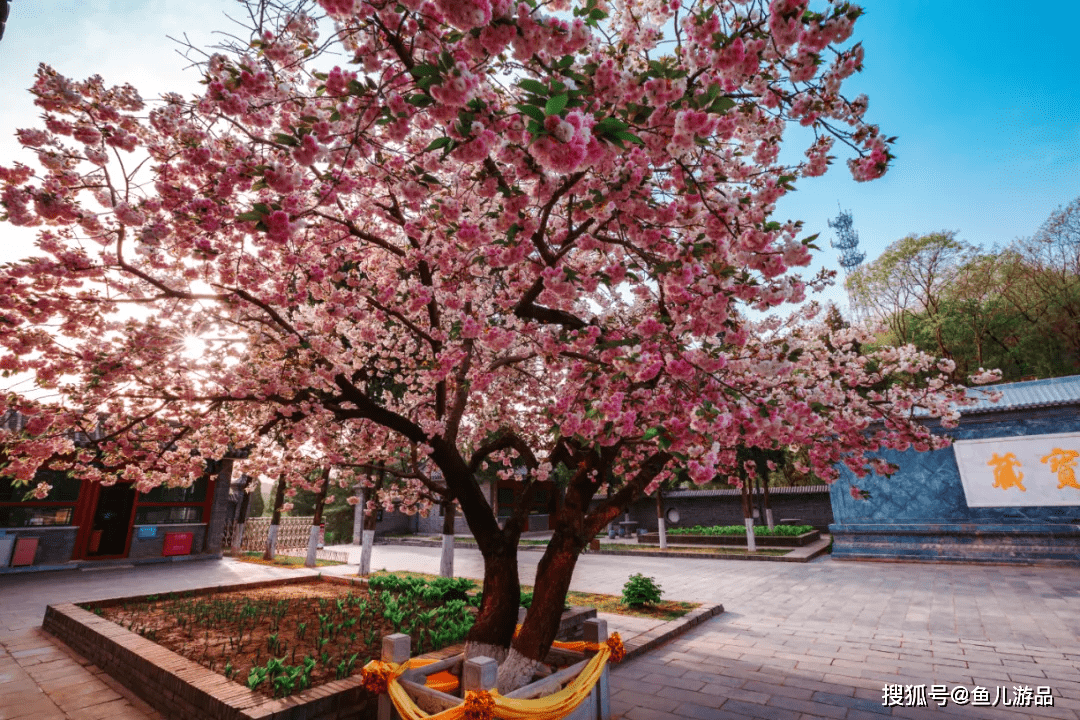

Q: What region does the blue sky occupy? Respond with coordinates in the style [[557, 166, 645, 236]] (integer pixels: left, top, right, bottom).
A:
[[1, 1, 1076, 314]]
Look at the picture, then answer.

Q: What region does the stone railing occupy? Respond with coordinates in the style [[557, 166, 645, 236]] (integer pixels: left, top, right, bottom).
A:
[[222, 516, 314, 553]]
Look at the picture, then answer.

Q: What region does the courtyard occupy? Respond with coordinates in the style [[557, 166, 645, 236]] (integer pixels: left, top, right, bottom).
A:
[[1, 547, 1078, 719]]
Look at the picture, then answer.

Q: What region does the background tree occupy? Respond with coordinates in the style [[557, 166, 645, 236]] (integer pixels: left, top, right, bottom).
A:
[[851, 200, 1080, 382], [0, 0, 991, 691], [846, 231, 975, 364]]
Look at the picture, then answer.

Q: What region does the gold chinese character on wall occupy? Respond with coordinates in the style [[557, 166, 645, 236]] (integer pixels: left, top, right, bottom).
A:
[[1041, 448, 1080, 490], [987, 452, 1026, 491]]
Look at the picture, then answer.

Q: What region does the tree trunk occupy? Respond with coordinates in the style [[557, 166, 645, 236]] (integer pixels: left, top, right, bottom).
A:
[[352, 483, 364, 545], [740, 480, 756, 553], [463, 542, 520, 665], [655, 488, 667, 550], [265, 476, 287, 561], [305, 466, 331, 568], [440, 499, 455, 578], [231, 474, 254, 555], [497, 529, 583, 692], [358, 466, 384, 576], [762, 466, 774, 530]]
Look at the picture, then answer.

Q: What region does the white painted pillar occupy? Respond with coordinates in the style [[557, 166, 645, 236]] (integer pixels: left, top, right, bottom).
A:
[[657, 516, 667, 550], [744, 518, 756, 552]]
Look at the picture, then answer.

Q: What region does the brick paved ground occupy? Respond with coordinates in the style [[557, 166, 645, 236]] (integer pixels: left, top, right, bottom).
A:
[[2, 547, 1078, 719], [0, 559, 308, 720], [330, 545, 1080, 720]]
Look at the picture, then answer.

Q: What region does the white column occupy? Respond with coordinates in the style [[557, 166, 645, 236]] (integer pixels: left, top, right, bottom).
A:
[[744, 518, 756, 552]]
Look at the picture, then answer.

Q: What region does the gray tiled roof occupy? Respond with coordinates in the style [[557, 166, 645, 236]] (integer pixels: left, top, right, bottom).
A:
[[960, 374, 1080, 414]]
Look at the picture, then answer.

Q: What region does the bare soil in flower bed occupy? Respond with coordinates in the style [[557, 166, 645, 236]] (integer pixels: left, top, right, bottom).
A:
[[80, 575, 475, 700]]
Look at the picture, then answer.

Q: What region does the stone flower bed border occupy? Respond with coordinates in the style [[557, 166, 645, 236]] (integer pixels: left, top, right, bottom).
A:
[[638, 529, 821, 547], [41, 575, 606, 720]]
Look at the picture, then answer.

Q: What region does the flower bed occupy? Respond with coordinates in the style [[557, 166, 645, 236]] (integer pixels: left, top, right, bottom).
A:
[[43, 575, 598, 720], [640, 525, 820, 547], [79, 574, 477, 699]]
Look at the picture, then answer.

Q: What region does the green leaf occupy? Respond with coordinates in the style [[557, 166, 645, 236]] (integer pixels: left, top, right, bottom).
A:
[[642, 427, 662, 441], [410, 64, 441, 78], [519, 79, 548, 95], [710, 96, 736, 113], [274, 133, 299, 147], [544, 93, 569, 116], [515, 104, 546, 123], [594, 117, 629, 133], [424, 137, 452, 152], [613, 130, 644, 145], [235, 211, 265, 222]]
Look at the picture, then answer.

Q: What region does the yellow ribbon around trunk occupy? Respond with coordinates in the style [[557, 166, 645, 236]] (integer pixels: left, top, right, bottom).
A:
[[362, 633, 624, 720]]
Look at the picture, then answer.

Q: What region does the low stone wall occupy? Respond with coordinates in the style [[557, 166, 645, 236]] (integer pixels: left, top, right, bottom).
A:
[[42, 576, 598, 720], [128, 523, 207, 560], [831, 522, 1080, 565], [44, 601, 377, 719], [597, 486, 835, 533], [0, 526, 77, 567], [638, 529, 820, 547]]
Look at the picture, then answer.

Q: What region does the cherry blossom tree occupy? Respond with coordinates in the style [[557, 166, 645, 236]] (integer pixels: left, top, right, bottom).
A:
[[0, 0, 997, 690]]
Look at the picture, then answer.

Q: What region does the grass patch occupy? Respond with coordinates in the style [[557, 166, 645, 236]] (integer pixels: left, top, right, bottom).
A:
[[668, 524, 814, 536], [235, 551, 344, 568], [369, 570, 698, 621]]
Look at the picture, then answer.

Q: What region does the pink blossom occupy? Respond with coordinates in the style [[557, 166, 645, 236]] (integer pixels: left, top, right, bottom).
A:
[[435, 0, 492, 30]]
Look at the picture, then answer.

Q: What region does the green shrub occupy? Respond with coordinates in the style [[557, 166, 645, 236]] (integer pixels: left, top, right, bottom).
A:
[[621, 573, 663, 607], [667, 524, 813, 536]]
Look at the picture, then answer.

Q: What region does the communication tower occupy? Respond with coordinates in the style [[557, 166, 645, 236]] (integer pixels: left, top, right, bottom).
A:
[[827, 207, 865, 322]]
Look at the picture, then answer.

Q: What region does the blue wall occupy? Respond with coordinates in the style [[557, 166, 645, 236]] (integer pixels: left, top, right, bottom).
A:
[[830, 404, 1080, 565]]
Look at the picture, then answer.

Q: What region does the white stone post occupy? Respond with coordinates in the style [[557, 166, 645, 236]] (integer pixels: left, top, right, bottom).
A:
[[744, 518, 756, 553], [379, 634, 410, 720], [584, 618, 611, 720], [463, 656, 498, 694]]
